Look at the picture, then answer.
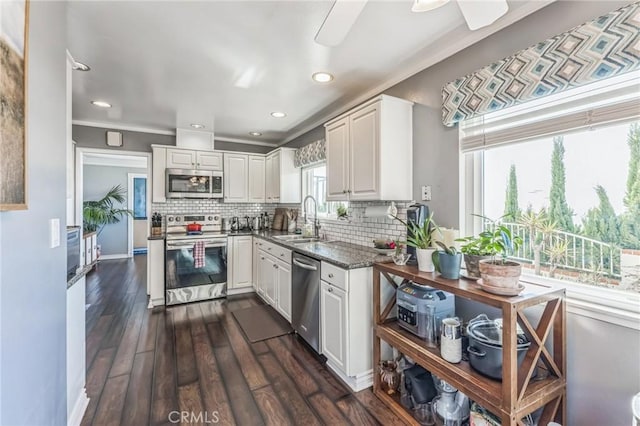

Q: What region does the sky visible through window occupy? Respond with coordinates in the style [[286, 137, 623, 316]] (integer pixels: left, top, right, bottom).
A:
[[484, 122, 631, 222]]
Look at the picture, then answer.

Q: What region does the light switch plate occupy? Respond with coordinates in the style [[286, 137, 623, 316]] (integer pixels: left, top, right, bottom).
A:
[[421, 185, 432, 201], [50, 218, 60, 248]]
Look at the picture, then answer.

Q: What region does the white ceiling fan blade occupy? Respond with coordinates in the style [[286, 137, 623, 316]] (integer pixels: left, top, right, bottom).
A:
[[315, 0, 368, 47], [456, 0, 509, 31]]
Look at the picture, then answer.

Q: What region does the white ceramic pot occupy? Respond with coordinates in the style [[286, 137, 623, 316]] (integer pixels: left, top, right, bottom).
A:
[[416, 248, 436, 272]]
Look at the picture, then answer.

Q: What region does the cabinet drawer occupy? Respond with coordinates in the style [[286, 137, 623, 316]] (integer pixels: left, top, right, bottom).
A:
[[321, 261, 348, 291], [273, 245, 291, 264]]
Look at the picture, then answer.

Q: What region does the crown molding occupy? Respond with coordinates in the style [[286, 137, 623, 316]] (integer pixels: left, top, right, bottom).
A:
[[214, 136, 278, 147], [72, 120, 176, 136]]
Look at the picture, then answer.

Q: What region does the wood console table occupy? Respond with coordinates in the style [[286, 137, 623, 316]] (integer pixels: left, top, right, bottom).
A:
[[372, 262, 566, 425]]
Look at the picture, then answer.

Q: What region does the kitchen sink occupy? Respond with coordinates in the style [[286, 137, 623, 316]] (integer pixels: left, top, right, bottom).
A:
[[273, 235, 315, 241]]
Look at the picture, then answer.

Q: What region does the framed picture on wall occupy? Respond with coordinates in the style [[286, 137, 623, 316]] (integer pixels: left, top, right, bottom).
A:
[[0, 0, 29, 211]]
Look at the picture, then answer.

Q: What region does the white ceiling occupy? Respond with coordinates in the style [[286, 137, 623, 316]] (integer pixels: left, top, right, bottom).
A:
[[68, 0, 552, 146]]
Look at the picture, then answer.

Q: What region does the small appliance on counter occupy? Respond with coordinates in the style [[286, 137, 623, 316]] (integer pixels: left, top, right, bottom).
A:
[[397, 281, 455, 341], [406, 203, 429, 264]]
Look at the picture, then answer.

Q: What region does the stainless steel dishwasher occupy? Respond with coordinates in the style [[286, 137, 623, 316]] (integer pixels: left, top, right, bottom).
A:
[[291, 253, 321, 353]]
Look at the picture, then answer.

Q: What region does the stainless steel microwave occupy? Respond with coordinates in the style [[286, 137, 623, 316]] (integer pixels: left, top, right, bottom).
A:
[[166, 169, 223, 199]]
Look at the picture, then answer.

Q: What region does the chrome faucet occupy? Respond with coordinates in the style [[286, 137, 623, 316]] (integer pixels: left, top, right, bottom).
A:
[[303, 195, 321, 238]]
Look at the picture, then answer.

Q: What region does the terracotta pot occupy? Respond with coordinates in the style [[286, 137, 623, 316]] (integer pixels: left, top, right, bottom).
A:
[[478, 260, 522, 288], [464, 254, 492, 279]]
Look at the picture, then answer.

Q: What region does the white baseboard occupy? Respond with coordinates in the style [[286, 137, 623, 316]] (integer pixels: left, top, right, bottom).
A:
[[326, 362, 374, 392], [148, 296, 165, 308], [68, 389, 89, 426], [99, 254, 129, 260], [227, 287, 256, 296]]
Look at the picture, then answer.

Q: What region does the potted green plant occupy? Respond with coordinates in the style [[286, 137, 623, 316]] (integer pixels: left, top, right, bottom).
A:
[[336, 203, 348, 220], [393, 213, 441, 272], [467, 217, 523, 289], [456, 235, 495, 279], [432, 241, 462, 279], [83, 185, 133, 235]]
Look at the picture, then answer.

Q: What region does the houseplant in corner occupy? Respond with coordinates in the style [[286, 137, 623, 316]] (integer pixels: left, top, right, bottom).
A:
[[83, 184, 133, 235], [432, 241, 462, 279], [394, 213, 441, 272]]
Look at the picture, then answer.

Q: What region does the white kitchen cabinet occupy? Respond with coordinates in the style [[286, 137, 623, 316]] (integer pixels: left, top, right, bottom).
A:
[[321, 280, 347, 371], [275, 259, 292, 322], [152, 146, 167, 202], [324, 94, 413, 201], [224, 153, 249, 202], [319, 262, 374, 391], [228, 235, 253, 290], [166, 147, 223, 171], [196, 151, 223, 170], [256, 238, 292, 323], [147, 238, 165, 307], [252, 238, 260, 291], [248, 155, 266, 203], [265, 148, 300, 204], [166, 148, 196, 169]]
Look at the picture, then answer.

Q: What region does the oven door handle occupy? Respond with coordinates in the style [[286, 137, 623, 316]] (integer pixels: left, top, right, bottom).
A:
[[166, 241, 226, 250]]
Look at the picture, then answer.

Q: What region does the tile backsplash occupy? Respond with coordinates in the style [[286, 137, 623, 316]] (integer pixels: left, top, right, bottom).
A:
[[151, 199, 414, 249]]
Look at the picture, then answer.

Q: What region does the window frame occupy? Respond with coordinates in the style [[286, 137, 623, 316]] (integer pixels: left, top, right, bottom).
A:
[[301, 162, 346, 221], [459, 82, 640, 330]]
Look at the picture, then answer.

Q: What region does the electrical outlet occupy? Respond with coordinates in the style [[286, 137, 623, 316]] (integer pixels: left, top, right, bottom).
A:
[[421, 185, 432, 201]]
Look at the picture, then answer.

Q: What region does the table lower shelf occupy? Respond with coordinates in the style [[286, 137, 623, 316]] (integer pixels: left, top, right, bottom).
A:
[[375, 321, 565, 420]]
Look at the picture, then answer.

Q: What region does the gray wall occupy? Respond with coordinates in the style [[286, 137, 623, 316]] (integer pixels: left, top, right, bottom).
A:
[[0, 2, 68, 424], [285, 1, 638, 423], [73, 125, 274, 154], [84, 165, 147, 256]]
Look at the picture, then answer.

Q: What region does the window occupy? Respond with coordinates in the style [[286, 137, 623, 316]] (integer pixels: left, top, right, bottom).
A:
[[460, 72, 640, 297], [301, 163, 347, 218], [133, 177, 147, 219]]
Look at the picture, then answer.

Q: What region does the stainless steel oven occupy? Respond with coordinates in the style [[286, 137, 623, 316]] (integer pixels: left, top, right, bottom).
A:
[[164, 214, 227, 305], [166, 169, 223, 199]]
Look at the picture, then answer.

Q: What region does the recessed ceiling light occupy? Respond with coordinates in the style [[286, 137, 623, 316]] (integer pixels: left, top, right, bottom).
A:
[[91, 100, 111, 108], [190, 124, 205, 129], [72, 61, 90, 71], [249, 132, 262, 136], [271, 112, 286, 118], [312, 72, 334, 83]]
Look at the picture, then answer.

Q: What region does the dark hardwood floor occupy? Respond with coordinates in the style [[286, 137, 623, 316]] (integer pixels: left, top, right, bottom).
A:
[[81, 256, 407, 425]]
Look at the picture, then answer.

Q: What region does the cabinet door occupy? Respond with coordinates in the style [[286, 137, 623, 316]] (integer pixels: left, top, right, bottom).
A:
[[263, 256, 277, 306], [231, 236, 253, 288], [325, 118, 350, 201], [257, 252, 267, 297], [252, 239, 259, 290], [224, 154, 249, 203], [275, 260, 292, 323], [320, 281, 347, 371], [166, 148, 196, 169], [270, 151, 281, 202], [265, 155, 274, 201], [248, 155, 266, 203], [196, 151, 223, 170], [349, 104, 379, 200], [151, 147, 167, 202]]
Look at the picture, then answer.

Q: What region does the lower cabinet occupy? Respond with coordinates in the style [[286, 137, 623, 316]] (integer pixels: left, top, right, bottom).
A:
[[147, 238, 165, 307], [320, 281, 347, 371], [256, 242, 292, 323], [252, 238, 260, 291], [319, 262, 373, 391], [228, 235, 253, 290]]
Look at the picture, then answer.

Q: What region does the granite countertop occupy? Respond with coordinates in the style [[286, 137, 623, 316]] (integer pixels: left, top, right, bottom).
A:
[[251, 230, 391, 269]]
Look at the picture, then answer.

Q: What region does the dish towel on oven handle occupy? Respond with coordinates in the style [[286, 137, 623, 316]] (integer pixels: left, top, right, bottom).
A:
[[193, 241, 205, 268]]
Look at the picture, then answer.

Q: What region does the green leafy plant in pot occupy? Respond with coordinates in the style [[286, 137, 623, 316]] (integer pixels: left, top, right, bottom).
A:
[[83, 185, 133, 235], [393, 213, 441, 272], [456, 234, 495, 279], [432, 241, 462, 279], [466, 216, 523, 289]]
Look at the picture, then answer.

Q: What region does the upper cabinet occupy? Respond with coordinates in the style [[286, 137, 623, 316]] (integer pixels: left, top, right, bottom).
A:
[[266, 148, 301, 204], [248, 155, 266, 203], [166, 148, 222, 171], [224, 153, 249, 202], [325, 95, 413, 201], [152, 146, 167, 203]]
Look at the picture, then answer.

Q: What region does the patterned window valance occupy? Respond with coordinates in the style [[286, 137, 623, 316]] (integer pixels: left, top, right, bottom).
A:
[[294, 139, 326, 168], [442, 2, 640, 127]]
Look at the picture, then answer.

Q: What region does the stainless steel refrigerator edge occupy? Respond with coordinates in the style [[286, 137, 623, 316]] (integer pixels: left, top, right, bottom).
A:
[[291, 253, 321, 353]]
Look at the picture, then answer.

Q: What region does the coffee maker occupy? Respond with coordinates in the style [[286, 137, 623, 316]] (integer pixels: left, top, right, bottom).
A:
[[406, 203, 429, 264]]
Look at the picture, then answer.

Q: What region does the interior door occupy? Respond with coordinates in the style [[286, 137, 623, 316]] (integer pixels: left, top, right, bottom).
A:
[[349, 104, 379, 200], [224, 154, 248, 202], [320, 281, 347, 371], [325, 118, 350, 201]]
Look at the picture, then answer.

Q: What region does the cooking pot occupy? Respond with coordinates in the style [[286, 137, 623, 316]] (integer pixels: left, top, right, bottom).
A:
[[186, 222, 202, 232], [466, 314, 530, 380]]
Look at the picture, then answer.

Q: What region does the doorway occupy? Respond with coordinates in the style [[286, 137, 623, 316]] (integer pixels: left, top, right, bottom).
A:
[[76, 148, 152, 259]]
